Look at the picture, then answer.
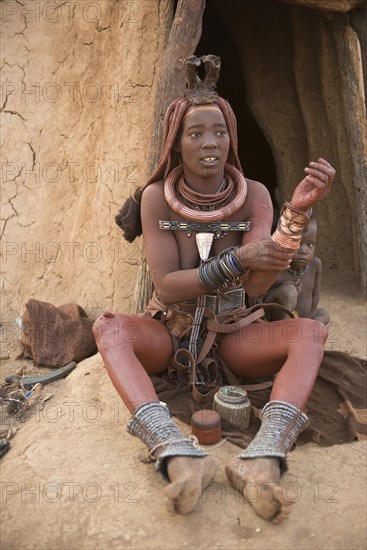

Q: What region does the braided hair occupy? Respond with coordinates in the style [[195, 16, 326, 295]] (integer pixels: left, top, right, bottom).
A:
[[115, 95, 243, 242]]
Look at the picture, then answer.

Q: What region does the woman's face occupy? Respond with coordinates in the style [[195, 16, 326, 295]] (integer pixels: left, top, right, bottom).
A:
[[177, 105, 230, 188]]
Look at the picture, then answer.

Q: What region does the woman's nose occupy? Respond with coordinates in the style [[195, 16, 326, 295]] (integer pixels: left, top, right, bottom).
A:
[[202, 135, 217, 148]]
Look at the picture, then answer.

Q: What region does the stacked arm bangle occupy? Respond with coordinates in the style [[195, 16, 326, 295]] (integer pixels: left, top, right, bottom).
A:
[[197, 201, 311, 292], [271, 202, 311, 250], [197, 247, 248, 293]]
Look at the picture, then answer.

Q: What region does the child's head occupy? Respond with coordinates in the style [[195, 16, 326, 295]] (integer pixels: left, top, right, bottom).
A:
[[291, 216, 317, 269]]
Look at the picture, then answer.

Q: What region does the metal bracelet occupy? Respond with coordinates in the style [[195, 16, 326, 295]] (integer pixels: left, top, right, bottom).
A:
[[197, 247, 247, 292], [272, 202, 312, 250]]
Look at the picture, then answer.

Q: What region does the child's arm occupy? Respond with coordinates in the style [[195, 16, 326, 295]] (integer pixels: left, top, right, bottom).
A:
[[310, 257, 322, 317]]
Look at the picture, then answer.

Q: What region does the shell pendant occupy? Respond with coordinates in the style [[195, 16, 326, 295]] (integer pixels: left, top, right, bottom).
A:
[[196, 232, 214, 261]]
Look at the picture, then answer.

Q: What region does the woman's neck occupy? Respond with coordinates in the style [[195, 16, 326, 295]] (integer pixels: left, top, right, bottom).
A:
[[182, 171, 225, 195]]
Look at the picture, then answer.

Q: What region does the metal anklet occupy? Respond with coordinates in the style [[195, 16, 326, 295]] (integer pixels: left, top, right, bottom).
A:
[[127, 402, 208, 479], [238, 400, 309, 474]]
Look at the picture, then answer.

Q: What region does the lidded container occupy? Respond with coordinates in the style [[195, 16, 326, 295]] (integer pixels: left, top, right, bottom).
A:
[[191, 409, 221, 445], [213, 386, 251, 431]]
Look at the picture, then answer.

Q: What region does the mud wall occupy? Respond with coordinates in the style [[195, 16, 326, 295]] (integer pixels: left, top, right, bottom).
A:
[[1, 0, 172, 319]]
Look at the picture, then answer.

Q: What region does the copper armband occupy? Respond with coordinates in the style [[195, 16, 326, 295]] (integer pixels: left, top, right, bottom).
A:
[[271, 202, 311, 250]]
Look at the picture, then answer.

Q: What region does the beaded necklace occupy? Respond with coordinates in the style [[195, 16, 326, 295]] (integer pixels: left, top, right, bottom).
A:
[[178, 176, 233, 211], [288, 265, 308, 276]]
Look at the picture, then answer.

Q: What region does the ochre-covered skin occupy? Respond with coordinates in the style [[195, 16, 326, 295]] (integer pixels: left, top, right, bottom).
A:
[[94, 103, 335, 522]]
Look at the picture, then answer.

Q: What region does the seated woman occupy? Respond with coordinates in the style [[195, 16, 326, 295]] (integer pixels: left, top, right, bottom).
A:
[[93, 55, 335, 523]]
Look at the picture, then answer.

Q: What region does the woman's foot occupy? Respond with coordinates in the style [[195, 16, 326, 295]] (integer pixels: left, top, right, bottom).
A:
[[225, 456, 294, 523], [165, 455, 219, 514]]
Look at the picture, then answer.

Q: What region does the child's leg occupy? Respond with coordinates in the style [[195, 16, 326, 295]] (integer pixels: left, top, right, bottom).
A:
[[262, 281, 298, 321], [311, 307, 330, 325]]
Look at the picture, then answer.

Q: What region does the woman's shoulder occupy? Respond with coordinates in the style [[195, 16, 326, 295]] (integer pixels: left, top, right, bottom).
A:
[[141, 181, 166, 205], [237, 176, 272, 219], [141, 181, 170, 217], [141, 181, 164, 200], [245, 176, 271, 199]]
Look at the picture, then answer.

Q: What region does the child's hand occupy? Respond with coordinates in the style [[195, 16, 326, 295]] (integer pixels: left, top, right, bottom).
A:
[[291, 158, 335, 211]]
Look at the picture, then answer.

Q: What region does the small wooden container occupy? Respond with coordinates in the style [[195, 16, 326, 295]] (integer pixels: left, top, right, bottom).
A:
[[191, 409, 221, 445]]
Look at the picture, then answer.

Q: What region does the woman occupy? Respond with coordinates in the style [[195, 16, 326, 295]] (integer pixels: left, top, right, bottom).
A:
[[93, 55, 335, 522]]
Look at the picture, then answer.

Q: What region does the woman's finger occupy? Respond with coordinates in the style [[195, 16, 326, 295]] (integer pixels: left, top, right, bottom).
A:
[[317, 158, 336, 173], [304, 167, 329, 183], [309, 161, 334, 176], [315, 159, 336, 187], [304, 175, 324, 188]]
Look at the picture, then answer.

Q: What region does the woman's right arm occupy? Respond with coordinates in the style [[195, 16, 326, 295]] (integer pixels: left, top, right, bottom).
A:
[[141, 183, 206, 304]]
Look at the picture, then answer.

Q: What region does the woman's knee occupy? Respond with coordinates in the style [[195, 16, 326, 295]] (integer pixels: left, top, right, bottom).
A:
[[282, 318, 328, 353], [93, 313, 137, 350]]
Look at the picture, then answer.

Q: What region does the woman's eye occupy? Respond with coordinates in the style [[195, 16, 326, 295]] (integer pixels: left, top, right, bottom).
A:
[[308, 243, 315, 249], [190, 132, 200, 138], [216, 130, 227, 136]]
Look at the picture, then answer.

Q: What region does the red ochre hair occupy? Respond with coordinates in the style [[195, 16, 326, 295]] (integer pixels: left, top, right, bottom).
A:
[[115, 95, 243, 242]]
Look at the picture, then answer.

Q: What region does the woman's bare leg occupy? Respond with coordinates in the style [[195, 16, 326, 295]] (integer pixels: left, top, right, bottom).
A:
[[93, 312, 173, 411], [93, 312, 218, 514], [219, 317, 328, 523], [218, 317, 327, 408]]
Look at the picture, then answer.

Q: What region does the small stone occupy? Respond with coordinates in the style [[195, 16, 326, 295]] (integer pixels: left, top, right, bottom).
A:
[[5, 375, 19, 384], [0, 438, 10, 458]]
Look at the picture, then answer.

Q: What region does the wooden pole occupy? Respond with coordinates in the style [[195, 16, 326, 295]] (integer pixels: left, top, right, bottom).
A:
[[132, 0, 206, 313]]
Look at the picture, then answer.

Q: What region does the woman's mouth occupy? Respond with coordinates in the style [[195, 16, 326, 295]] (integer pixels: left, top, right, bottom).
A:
[[200, 156, 219, 165]]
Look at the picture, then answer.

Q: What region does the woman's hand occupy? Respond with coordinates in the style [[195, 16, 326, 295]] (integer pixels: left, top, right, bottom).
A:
[[236, 239, 294, 272], [291, 158, 335, 211]]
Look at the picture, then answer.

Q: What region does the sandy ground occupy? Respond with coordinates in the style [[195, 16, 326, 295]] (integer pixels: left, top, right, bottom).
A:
[[0, 267, 366, 550]]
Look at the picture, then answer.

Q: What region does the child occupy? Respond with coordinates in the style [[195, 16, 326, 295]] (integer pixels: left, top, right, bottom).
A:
[[262, 216, 330, 324]]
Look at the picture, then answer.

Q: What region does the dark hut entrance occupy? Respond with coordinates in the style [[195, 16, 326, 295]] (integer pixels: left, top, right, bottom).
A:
[[196, 1, 279, 209], [194, 0, 367, 289]]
